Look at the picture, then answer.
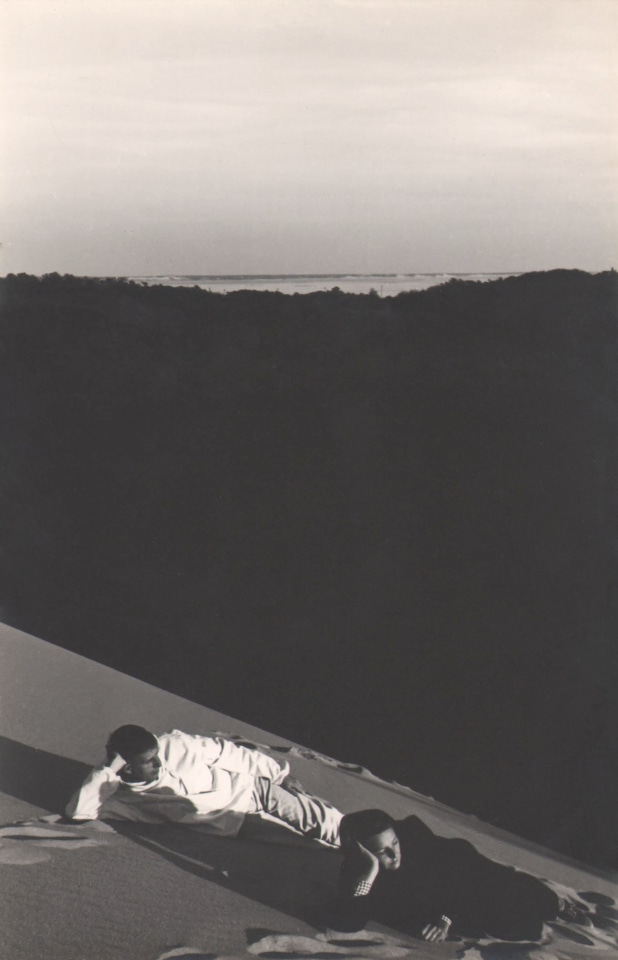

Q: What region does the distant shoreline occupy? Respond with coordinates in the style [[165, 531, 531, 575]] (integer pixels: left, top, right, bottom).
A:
[[125, 271, 524, 296]]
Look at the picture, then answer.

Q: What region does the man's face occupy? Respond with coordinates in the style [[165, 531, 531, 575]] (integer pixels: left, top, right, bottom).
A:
[[365, 827, 402, 870], [124, 746, 161, 783]]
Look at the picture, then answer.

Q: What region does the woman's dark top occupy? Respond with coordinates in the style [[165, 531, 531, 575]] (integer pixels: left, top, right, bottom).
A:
[[334, 816, 559, 941]]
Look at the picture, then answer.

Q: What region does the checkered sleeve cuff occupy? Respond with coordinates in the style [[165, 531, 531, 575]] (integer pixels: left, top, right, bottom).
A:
[[352, 879, 374, 897]]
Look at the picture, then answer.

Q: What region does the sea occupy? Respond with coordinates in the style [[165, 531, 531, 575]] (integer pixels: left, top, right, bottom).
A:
[[128, 272, 521, 297]]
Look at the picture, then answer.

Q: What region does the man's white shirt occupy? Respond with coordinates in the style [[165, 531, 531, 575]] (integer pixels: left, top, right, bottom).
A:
[[66, 730, 290, 836]]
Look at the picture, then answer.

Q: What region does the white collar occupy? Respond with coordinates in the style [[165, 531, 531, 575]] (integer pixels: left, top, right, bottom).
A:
[[121, 769, 165, 792]]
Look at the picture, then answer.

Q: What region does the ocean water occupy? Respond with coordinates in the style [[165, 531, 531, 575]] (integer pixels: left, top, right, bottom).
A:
[[128, 272, 520, 296]]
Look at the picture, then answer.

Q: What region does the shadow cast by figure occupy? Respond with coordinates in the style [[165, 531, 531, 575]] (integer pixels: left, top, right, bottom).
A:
[[112, 817, 342, 929], [0, 736, 90, 814]]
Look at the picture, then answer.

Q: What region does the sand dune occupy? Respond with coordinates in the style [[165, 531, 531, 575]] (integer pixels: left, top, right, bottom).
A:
[[1, 623, 616, 960]]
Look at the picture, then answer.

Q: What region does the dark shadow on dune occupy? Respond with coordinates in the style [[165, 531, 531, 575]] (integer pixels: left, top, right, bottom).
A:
[[478, 945, 537, 959], [0, 737, 90, 814], [112, 818, 341, 929], [580, 891, 615, 907], [546, 923, 596, 945]]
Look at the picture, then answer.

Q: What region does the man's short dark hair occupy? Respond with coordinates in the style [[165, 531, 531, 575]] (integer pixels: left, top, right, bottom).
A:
[[340, 808, 396, 846], [106, 725, 158, 761]]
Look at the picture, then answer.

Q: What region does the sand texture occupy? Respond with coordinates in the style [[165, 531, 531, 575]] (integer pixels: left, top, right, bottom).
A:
[[1, 623, 616, 960]]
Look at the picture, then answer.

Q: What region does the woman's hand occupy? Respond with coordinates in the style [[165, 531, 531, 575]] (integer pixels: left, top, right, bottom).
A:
[[351, 839, 381, 884], [421, 915, 452, 942]]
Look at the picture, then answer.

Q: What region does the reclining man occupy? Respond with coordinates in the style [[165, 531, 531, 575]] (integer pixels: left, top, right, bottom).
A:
[[66, 724, 342, 845]]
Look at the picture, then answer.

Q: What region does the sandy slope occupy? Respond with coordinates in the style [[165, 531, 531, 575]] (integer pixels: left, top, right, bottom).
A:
[[1, 623, 616, 960]]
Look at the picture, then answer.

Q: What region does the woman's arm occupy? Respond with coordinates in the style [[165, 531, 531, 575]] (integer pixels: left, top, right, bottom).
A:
[[331, 841, 381, 931]]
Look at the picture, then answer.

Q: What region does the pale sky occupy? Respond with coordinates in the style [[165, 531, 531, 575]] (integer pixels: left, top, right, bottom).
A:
[[2, 0, 617, 275]]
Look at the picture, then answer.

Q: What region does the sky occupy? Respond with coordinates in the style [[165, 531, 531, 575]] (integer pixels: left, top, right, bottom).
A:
[[2, 0, 617, 276]]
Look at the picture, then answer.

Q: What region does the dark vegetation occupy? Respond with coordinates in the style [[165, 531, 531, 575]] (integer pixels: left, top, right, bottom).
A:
[[1, 270, 617, 868]]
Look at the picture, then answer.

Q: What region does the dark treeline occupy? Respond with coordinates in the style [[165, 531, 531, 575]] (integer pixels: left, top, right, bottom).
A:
[[1, 269, 617, 868]]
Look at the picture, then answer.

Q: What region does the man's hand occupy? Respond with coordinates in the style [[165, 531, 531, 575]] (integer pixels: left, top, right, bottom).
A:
[[281, 775, 305, 795], [106, 752, 128, 775], [421, 915, 452, 942]]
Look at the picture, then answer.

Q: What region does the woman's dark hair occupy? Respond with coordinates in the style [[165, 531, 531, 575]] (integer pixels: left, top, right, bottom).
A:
[[106, 724, 158, 761], [340, 809, 396, 849]]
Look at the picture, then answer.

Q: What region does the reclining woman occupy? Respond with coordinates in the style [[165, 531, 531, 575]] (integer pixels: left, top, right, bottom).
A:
[[333, 809, 574, 943]]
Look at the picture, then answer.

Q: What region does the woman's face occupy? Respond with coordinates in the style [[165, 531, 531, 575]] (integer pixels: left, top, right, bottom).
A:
[[365, 827, 402, 870]]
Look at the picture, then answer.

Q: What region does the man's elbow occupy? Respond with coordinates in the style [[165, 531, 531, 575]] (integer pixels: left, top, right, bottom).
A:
[[65, 800, 97, 821]]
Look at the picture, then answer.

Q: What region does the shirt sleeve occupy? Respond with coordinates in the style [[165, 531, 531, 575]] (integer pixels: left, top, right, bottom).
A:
[[191, 735, 290, 782], [65, 765, 122, 820], [330, 863, 375, 931]]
